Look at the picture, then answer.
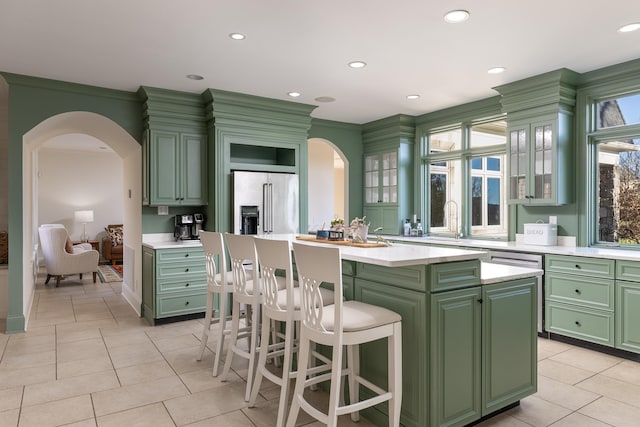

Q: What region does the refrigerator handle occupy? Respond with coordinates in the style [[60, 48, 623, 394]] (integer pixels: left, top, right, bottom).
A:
[[268, 183, 274, 232], [262, 183, 269, 233]]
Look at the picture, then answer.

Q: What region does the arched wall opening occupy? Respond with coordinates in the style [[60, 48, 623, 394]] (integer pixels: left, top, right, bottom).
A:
[[308, 137, 349, 230], [22, 112, 142, 326]]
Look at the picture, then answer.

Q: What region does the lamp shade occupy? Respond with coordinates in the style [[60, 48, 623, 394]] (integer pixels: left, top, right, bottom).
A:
[[74, 210, 94, 223]]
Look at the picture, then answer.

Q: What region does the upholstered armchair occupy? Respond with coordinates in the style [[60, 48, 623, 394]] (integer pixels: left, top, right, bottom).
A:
[[38, 224, 99, 286], [103, 224, 123, 265]]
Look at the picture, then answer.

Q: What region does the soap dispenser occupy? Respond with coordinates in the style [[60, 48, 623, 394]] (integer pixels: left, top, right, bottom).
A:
[[404, 219, 411, 237]]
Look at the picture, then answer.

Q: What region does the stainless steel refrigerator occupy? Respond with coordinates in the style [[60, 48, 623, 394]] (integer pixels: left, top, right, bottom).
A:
[[232, 171, 299, 235]]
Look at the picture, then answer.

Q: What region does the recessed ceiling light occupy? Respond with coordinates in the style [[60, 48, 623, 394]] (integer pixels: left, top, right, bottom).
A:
[[618, 23, 640, 33], [315, 96, 336, 103], [288, 92, 301, 98], [186, 74, 204, 80], [348, 61, 367, 69], [229, 32, 246, 40], [444, 10, 470, 23], [487, 67, 506, 74], [406, 94, 420, 100]]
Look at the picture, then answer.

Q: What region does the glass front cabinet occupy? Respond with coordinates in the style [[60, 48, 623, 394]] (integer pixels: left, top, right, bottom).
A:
[[497, 69, 577, 206], [507, 117, 568, 205], [362, 115, 415, 235]]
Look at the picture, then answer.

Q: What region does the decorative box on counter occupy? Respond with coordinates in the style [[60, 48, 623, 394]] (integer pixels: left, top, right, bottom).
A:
[[523, 223, 558, 246]]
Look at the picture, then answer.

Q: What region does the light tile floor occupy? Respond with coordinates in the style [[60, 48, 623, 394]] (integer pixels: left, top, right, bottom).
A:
[[1, 273, 639, 426]]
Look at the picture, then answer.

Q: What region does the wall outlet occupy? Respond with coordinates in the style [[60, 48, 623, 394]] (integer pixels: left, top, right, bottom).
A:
[[549, 216, 557, 225]]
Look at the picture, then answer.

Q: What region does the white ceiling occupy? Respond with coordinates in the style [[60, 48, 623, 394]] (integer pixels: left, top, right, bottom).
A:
[[1, 1, 639, 124]]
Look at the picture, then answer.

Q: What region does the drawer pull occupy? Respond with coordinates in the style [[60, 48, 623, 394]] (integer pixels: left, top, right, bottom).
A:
[[575, 321, 581, 327], [185, 268, 189, 272], [185, 253, 189, 257], [575, 264, 581, 269], [477, 298, 483, 304], [575, 289, 581, 294], [185, 283, 189, 287], [185, 301, 190, 306]]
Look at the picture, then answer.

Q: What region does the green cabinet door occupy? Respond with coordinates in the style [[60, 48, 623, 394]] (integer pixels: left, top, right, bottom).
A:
[[482, 278, 537, 415], [150, 130, 180, 205], [181, 132, 208, 205], [148, 130, 207, 206], [430, 286, 482, 427], [616, 280, 640, 353], [355, 278, 427, 427]]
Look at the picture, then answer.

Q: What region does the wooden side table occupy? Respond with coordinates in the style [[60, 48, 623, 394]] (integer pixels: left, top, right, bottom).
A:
[[73, 240, 100, 252]]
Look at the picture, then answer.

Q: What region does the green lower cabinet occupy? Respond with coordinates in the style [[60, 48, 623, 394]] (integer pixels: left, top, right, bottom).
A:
[[430, 278, 538, 427], [355, 278, 427, 427], [616, 280, 640, 353], [430, 287, 482, 427], [142, 245, 207, 325], [482, 279, 537, 415]]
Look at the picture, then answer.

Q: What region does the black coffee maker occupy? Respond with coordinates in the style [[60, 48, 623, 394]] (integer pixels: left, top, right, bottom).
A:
[[174, 214, 194, 241]]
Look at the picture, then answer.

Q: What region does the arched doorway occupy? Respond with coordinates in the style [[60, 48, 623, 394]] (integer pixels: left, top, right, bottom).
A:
[[23, 112, 142, 322], [308, 138, 348, 230]]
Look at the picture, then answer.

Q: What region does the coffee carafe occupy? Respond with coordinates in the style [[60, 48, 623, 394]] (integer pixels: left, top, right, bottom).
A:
[[192, 213, 205, 239], [174, 214, 194, 241]]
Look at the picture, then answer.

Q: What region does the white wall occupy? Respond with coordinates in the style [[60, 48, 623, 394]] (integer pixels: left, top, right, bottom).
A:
[[37, 147, 123, 250], [308, 140, 336, 231]]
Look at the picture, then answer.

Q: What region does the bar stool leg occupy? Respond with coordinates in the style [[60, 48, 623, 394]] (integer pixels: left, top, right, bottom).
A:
[[285, 331, 310, 427], [212, 291, 228, 376], [221, 298, 241, 382], [348, 344, 360, 422], [197, 290, 214, 361], [389, 323, 403, 427]]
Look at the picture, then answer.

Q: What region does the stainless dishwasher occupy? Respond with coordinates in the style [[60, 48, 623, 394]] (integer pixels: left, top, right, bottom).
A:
[[487, 250, 545, 336]]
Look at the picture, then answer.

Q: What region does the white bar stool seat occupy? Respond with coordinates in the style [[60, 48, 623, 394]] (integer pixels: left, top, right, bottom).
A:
[[287, 242, 403, 427]]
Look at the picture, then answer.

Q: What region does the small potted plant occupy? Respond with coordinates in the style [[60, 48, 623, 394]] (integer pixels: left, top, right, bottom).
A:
[[329, 217, 345, 240]]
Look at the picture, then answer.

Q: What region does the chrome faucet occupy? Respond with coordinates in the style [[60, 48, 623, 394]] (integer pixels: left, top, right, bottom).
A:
[[443, 200, 462, 240]]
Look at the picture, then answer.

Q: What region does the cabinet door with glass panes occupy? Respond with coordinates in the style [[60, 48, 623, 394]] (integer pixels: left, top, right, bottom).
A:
[[364, 151, 399, 234], [508, 118, 566, 205], [365, 151, 398, 204]]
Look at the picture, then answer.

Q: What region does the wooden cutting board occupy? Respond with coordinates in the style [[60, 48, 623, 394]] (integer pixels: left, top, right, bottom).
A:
[[296, 235, 387, 248]]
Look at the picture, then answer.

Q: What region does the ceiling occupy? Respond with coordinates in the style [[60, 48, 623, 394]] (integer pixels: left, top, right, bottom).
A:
[[1, 1, 639, 124]]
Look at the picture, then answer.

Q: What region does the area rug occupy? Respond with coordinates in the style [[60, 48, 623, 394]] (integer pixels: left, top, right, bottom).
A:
[[97, 265, 123, 283]]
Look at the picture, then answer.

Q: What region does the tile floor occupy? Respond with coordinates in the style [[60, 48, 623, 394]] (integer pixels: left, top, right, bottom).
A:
[[1, 274, 639, 426]]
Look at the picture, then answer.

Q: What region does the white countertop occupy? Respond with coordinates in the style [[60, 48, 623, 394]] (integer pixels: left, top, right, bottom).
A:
[[260, 234, 487, 267], [480, 262, 543, 285], [142, 233, 542, 283], [142, 233, 203, 249], [390, 235, 640, 261]]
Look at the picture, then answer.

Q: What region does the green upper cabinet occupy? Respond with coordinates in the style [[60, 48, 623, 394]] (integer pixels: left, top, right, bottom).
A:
[[495, 69, 578, 206], [362, 115, 415, 235], [139, 86, 208, 207], [148, 130, 207, 206]]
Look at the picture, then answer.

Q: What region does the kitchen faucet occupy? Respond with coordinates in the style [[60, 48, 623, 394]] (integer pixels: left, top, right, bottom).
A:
[[443, 200, 462, 240]]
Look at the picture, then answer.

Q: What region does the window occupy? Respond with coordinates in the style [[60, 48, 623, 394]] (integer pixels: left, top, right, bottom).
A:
[[471, 156, 504, 231], [422, 119, 507, 239], [596, 137, 640, 245], [589, 90, 640, 247]]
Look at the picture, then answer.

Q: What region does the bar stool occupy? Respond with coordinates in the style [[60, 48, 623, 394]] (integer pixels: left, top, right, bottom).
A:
[[248, 237, 335, 427], [196, 230, 235, 376], [287, 242, 403, 427], [220, 233, 266, 401]]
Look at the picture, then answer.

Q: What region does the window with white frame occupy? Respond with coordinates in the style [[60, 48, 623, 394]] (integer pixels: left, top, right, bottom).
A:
[[589, 92, 640, 246], [423, 120, 507, 239]]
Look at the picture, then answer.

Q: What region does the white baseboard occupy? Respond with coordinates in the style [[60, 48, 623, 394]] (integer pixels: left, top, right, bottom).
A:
[[121, 281, 141, 316]]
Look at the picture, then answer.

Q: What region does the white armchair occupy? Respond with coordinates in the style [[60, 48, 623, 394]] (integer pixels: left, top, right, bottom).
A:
[[38, 224, 99, 286]]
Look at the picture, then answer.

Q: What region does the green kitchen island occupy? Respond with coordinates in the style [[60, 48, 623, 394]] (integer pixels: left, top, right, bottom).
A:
[[266, 235, 541, 427]]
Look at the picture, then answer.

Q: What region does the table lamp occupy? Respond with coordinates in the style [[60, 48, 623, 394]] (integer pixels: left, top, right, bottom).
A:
[[74, 210, 94, 243]]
